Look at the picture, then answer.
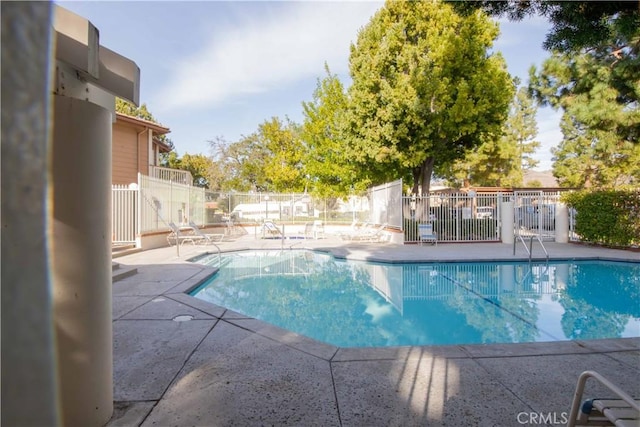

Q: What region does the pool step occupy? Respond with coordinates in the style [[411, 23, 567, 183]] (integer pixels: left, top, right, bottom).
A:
[[112, 244, 143, 259], [112, 262, 138, 282]]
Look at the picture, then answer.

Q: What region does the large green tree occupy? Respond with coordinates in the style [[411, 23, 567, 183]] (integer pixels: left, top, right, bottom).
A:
[[259, 117, 306, 192], [450, 1, 639, 53], [551, 113, 640, 188], [345, 0, 513, 194], [210, 134, 270, 192], [529, 17, 640, 187], [209, 117, 304, 192], [448, 85, 541, 187], [458, 0, 640, 187], [301, 65, 368, 197], [508, 85, 541, 174]]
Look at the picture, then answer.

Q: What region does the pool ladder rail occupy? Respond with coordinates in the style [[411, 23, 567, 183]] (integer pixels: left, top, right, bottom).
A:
[[514, 234, 549, 262]]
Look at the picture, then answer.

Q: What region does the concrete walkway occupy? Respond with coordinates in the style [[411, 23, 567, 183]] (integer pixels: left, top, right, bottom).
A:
[[109, 233, 639, 426]]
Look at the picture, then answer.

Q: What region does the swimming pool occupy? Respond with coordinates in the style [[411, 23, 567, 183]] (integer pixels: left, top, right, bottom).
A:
[[190, 250, 640, 348]]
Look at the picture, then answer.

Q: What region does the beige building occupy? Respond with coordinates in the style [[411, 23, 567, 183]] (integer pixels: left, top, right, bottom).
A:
[[112, 112, 171, 186]]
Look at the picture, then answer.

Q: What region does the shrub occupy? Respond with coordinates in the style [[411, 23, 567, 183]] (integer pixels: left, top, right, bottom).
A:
[[563, 190, 640, 247]]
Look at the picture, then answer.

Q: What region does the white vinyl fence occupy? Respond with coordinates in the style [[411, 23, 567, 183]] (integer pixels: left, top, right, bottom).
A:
[[369, 179, 403, 229]]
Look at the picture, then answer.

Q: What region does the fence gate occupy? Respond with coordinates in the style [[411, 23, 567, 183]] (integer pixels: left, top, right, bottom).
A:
[[513, 191, 560, 242], [112, 185, 138, 244]]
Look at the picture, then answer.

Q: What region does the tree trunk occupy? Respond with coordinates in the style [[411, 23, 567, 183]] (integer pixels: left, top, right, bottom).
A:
[[411, 167, 422, 195], [410, 157, 436, 222], [420, 157, 435, 195]]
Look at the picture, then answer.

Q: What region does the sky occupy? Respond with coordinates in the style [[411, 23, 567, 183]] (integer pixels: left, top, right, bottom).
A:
[[57, 1, 562, 171]]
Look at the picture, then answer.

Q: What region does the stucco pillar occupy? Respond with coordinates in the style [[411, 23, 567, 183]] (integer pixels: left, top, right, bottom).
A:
[[555, 202, 569, 243], [52, 95, 113, 426], [501, 200, 515, 245], [1, 2, 60, 426]]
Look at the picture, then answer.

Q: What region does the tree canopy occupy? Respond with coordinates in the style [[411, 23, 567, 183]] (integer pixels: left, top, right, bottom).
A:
[[301, 65, 368, 197], [447, 85, 541, 187], [210, 134, 269, 192], [455, 0, 640, 187], [449, 1, 640, 53], [528, 8, 640, 188], [259, 117, 306, 192], [209, 117, 304, 192], [115, 98, 156, 122], [344, 0, 514, 194]]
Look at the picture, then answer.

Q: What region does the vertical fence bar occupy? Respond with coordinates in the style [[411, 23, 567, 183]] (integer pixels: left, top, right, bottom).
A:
[[111, 184, 139, 244], [402, 191, 504, 244]]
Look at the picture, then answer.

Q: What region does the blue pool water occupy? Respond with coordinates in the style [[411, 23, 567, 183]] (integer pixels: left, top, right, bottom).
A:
[[190, 250, 640, 348]]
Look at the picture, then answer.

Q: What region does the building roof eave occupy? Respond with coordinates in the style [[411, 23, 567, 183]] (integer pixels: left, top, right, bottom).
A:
[[115, 112, 170, 135]]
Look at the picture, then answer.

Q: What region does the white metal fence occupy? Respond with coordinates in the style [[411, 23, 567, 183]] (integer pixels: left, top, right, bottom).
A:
[[402, 191, 566, 244], [403, 192, 503, 243], [569, 207, 580, 242], [112, 179, 374, 246], [203, 191, 371, 225], [513, 191, 561, 241], [113, 172, 571, 246], [112, 185, 138, 244]]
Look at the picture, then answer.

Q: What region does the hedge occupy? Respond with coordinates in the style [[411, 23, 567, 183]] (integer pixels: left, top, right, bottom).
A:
[[562, 190, 640, 247]]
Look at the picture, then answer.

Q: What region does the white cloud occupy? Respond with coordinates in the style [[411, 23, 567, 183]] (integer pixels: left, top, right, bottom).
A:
[[155, 2, 382, 112]]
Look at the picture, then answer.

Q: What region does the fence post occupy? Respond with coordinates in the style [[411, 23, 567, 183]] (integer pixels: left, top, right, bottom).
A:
[[455, 193, 460, 241], [136, 173, 141, 248], [501, 198, 514, 244], [555, 202, 569, 243]]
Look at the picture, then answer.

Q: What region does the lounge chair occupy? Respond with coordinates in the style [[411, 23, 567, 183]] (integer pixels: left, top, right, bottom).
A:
[[312, 220, 325, 239], [348, 223, 388, 242], [166, 222, 199, 246], [188, 221, 224, 245], [568, 370, 640, 427], [338, 220, 364, 240], [302, 222, 314, 239], [418, 223, 437, 246], [262, 220, 284, 239]]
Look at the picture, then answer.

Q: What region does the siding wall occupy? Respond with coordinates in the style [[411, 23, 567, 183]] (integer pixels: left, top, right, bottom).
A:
[[112, 124, 149, 185]]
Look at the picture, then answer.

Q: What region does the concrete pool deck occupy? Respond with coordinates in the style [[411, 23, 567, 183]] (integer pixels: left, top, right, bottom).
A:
[[109, 234, 639, 426]]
